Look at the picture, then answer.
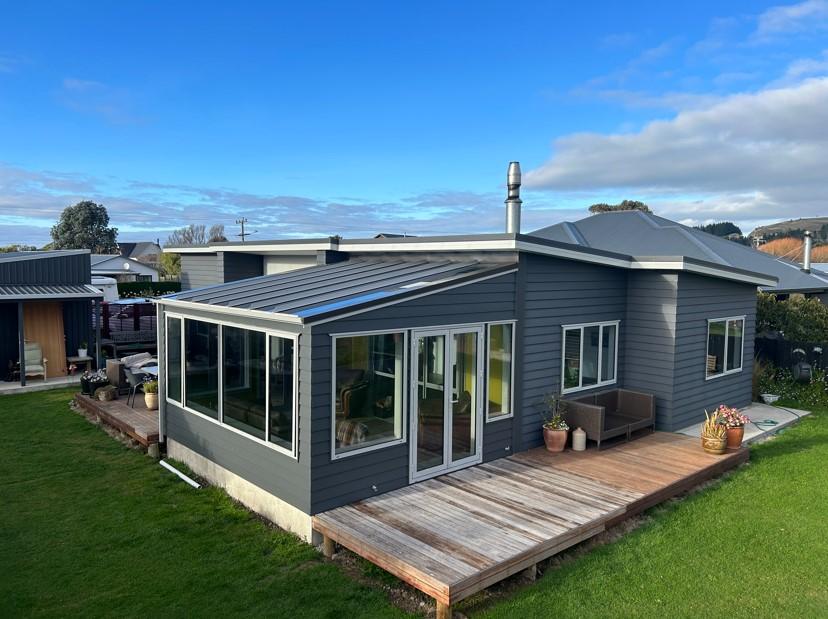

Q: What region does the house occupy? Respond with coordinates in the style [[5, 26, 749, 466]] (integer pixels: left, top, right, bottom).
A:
[[117, 241, 162, 267], [155, 163, 781, 542], [0, 250, 103, 386], [91, 254, 160, 283]]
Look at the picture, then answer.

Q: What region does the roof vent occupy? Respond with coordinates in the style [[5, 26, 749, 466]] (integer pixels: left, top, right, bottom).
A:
[[505, 161, 522, 234], [803, 231, 813, 273]]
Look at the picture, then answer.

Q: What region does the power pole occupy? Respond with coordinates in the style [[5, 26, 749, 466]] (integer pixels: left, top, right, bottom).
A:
[[236, 218, 256, 242]]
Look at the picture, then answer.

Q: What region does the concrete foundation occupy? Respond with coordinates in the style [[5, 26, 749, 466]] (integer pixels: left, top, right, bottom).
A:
[[167, 438, 318, 543]]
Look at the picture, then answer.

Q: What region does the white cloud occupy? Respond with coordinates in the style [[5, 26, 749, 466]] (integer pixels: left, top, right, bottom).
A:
[[525, 78, 828, 227], [754, 0, 828, 39]]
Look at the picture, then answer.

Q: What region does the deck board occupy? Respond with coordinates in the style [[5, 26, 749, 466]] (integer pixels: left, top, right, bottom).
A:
[[313, 432, 748, 606], [73, 393, 159, 446]]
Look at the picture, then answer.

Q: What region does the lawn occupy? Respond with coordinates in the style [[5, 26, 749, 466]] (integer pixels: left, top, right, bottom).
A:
[[2, 390, 826, 618], [0, 389, 407, 619]]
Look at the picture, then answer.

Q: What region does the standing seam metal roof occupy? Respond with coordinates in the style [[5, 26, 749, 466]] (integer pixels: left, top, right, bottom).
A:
[[165, 258, 513, 320]]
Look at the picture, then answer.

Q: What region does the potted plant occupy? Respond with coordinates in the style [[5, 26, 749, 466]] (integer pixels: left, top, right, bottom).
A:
[[541, 392, 569, 452], [78, 341, 88, 358], [700, 409, 727, 455], [717, 404, 750, 449], [143, 378, 159, 410]]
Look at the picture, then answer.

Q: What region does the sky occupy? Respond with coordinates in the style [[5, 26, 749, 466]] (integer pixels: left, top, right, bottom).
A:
[[1, 0, 827, 246]]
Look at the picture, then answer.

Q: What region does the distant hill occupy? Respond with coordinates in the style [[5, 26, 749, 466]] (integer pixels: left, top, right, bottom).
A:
[[750, 217, 828, 239]]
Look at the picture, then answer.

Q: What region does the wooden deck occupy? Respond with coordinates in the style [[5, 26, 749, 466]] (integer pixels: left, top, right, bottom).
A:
[[73, 393, 159, 447], [312, 432, 748, 614]]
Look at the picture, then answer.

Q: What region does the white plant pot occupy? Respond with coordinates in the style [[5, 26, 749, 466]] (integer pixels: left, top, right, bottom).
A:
[[78, 348, 88, 358], [761, 393, 780, 404]]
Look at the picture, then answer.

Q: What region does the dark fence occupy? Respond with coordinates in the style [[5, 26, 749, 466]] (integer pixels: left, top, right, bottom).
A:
[[755, 334, 826, 370], [99, 302, 157, 339], [117, 281, 181, 298]]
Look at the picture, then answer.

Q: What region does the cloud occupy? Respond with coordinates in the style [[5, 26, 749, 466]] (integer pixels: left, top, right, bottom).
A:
[[58, 77, 144, 124], [0, 53, 24, 73], [0, 163, 574, 247], [525, 78, 828, 228], [754, 0, 828, 39]]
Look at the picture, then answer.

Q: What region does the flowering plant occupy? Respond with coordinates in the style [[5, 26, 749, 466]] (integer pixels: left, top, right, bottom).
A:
[[716, 404, 750, 428], [540, 392, 569, 430]]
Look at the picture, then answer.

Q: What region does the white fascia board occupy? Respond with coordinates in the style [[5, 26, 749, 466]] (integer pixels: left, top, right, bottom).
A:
[[629, 259, 776, 286], [156, 298, 304, 325], [340, 238, 518, 253], [164, 242, 333, 255]]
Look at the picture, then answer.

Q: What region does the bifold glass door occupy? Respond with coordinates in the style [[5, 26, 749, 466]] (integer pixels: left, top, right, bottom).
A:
[[411, 327, 483, 481]]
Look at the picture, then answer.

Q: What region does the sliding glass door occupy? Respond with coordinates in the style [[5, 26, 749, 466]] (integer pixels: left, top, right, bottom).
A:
[[411, 326, 483, 481]]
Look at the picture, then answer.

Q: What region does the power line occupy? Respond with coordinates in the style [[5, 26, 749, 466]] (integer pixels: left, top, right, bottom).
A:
[[235, 217, 257, 242]]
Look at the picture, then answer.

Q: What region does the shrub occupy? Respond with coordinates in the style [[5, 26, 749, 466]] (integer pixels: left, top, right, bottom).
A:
[[117, 281, 181, 298], [757, 292, 828, 342]]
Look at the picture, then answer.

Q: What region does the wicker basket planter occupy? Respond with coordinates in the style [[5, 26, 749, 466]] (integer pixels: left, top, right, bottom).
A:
[[701, 436, 727, 455]]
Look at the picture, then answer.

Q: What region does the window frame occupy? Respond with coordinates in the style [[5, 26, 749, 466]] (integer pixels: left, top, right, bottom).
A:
[[560, 320, 620, 395], [330, 329, 409, 461], [705, 315, 745, 380], [164, 311, 299, 459], [485, 320, 517, 423]]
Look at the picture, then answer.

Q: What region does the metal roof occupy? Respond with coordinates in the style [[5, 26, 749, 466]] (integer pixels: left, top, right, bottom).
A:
[[0, 283, 103, 300], [0, 250, 90, 263], [163, 258, 514, 323], [530, 211, 823, 292]]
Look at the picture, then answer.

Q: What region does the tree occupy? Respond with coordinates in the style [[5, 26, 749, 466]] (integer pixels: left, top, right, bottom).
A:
[[166, 224, 207, 246], [159, 252, 181, 280], [0, 244, 37, 253], [50, 201, 118, 253], [588, 200, 651, 214], [208, 224, 227, 243], [695, 222, 742, 237]]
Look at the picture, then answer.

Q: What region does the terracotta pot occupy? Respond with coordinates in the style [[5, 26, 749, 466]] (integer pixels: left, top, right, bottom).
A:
[[543, 427, 568, 452], [726, 426, 744, 450], [701, 436, 727, 455], [144, 392, 159, 410]]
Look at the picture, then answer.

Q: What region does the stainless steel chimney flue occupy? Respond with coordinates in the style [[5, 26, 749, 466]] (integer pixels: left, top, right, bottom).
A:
[[803, 231, 813, 273], [505, 161, 522, 234]]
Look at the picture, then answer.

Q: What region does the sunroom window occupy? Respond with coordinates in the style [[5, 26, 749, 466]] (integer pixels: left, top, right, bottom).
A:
[[562, 321, 619, 394], [184, 319, 219, 418], [707, 317, 744, 378], [333, 332, 405, 457]]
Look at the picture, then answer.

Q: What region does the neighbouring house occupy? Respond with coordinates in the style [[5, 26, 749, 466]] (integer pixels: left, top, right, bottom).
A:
[[155, 164, 783, 542], [0, 250, 103, 386], [117, 241, 162, 268], [91, 254, 160, 283]]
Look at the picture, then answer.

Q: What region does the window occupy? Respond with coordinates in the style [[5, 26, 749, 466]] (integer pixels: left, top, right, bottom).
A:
[[269, 335, 295, 451], [707, 317, 744, 378], [170, 316, 298, 455], [561, 321, 619, 393], [166, 316, 182, 403], [333, 332, 405, 457], [185, 319, 219, 418], [222, 326, 266, 440], [487, 323, 513, 421]]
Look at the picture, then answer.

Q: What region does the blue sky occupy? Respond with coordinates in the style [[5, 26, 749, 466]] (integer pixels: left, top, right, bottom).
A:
[[1, 0, 827, 246]]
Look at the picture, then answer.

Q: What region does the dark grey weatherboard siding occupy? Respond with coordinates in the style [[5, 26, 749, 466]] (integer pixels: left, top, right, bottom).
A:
[[159, 303, 311, 513], [623, 272, 679, 430], [308, 271, 517, 514], [519, 254, 628, 451], [179, 254, 221, 290], [671, 273, 757, 430], [179, 252, 264, 290]]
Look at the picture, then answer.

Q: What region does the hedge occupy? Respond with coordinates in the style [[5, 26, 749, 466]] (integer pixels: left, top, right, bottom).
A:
[[117, 281, 182, 298]]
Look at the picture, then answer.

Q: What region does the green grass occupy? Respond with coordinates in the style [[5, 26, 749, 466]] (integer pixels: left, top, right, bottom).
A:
[[475, 403, 828, 618], [0, 389, 408, 619], [2, 390, 827, 618]]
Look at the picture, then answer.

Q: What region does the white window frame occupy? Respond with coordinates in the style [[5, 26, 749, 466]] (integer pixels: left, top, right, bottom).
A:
[[330, 329, 408, 460], [165, 311, 299, 459], [705, 315, 745, 380], [485, 320, 516, 422], [561, 320, 620, 395]]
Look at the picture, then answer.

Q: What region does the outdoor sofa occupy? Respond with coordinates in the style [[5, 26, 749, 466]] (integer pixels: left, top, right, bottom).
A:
[[565, 388, 656, 450]]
